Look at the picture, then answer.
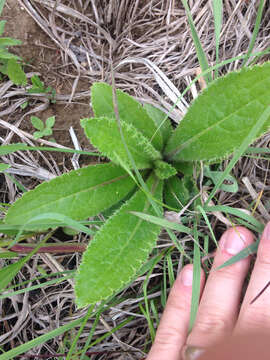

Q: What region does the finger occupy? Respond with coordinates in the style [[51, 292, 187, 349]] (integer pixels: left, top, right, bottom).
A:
[[146, 264, 205, 360], [187, 226, 254, 348], [234, 221, 270, 333]]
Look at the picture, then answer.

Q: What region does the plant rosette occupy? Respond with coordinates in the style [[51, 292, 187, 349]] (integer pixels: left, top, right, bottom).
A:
[[3, 62, 270, 307]]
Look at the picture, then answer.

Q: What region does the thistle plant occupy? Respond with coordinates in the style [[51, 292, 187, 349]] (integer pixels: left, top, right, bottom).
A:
[[3, 62, 270, 307]]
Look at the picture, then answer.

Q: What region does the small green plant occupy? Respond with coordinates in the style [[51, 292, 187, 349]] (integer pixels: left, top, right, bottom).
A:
[[0, 24, 27, 85], [28, 75, 56, 103], [3, 62, 270, 307], [30, 115, 55, 140]]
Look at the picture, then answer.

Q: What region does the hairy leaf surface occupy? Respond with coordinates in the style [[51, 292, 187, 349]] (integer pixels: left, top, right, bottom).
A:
[[165, 63, 270, 161], [75, 174, 163, 307], [91, 82, 163, 151], [81, 117, 161, 169], [5, 163, 135, 230]]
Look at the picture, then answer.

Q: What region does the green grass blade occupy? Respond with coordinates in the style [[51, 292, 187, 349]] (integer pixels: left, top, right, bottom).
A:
[[242, 0, 265, 67], [0, 143, 97, 156], [131, 211, 197, 236], [205, 106, 270, 205], [181, 0, 212, 84], [196, 205, 218, 247], [0, 318, 85, 360], [212, 0, 223, 78], [189, 219, 201, 331], [217, 239, 259, 270], [66, 305, 95, 360], [203, 205, 264, 232]]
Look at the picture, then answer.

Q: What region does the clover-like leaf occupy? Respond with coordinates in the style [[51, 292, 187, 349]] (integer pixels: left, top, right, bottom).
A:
[[5, 163, 135, 231], [75, 174, 163, 307], [81, 117, 161, 170], [165, 62, 270, 162], [91, 82, 163, 151]]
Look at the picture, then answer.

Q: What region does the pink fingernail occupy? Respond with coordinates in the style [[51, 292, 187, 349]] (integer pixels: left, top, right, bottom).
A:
[[223, 228, 247, 255], [181, 266, 193, 286]]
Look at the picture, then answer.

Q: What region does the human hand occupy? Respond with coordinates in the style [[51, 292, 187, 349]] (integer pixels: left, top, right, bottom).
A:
[[146, 222, 270, 359]]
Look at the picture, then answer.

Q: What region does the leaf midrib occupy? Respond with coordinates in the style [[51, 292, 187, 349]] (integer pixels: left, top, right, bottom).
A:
[[95, 179, 160, 285], [166, 78, 269, 160], [6, 173, 129, 221]]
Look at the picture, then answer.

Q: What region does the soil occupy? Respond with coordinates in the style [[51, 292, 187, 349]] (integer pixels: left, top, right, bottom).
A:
[[2, 0, 94, 158]]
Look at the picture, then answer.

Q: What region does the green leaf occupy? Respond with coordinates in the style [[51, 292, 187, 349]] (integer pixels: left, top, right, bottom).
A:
[[172, 161, 194, 176], [91, 83, 163, 151], [0, 20, 6, 36], [164, 175, 197, 209], [75, 174, 163, 307], [7, 59, 27, 85], [5, 163, 135, 231], [33, 131, 43, 140], [0, 49, 20, 60], [42, 128, 53, 136], [31, 116, 44, 131], [165, 63, 270, 162], [0, 163, 10, 172], [144, 104, 172, 145], [81, 117, 161, 170], [154, 160, 177, 180], [0, 37, 22, 47], [46, 116, 55, 129]]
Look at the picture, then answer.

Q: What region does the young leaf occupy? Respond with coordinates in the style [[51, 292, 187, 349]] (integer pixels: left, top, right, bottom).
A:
[[81, 117, 161, 170], [46, 116, 55, 129], [154, 160, 177, 180], [42, 128, 53, 136], [5, 163, 135, 230], [7, 59, 27, 85], [165, 63, 270, 162], [91, 83, 163, 151], [33, 131, 43, 140], [75, 174, 163, 307], [31, 116, 44, 131], [144, 104, 172, 145]]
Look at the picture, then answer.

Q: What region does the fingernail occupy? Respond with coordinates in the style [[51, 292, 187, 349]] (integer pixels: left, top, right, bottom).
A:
[[181, 266, 193, 286], [263, 222, 270, 241], [222, 228, 247, 255], [182, 345, 205, 360]]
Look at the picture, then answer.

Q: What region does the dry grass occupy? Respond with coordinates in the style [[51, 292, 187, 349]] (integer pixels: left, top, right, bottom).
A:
[[1, 0, 270, 359]]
